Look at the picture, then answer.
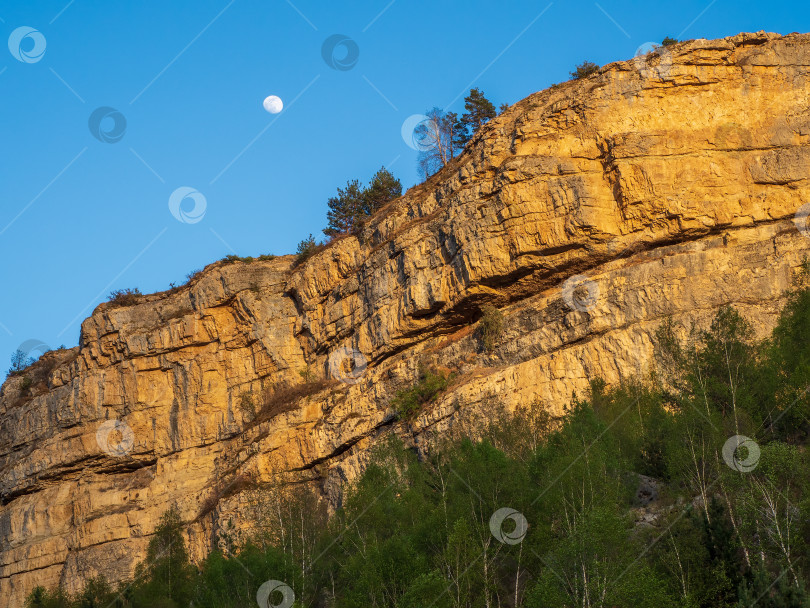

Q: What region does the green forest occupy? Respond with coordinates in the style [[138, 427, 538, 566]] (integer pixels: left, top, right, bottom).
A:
[[27, 272, 810, 608]]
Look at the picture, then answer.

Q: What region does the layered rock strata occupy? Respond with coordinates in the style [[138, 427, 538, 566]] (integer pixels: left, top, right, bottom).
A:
[[1, 31, 809, 607]]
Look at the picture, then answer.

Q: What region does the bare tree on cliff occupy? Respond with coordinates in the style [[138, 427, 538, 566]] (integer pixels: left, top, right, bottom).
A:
[[416, 90, 499, 178], [416, 107, 458, 179]]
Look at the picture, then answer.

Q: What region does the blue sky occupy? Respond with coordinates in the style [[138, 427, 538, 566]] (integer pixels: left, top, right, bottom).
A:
[[1, 0, 808, 366]]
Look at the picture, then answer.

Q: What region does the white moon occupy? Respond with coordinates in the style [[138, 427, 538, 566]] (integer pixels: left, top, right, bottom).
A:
[[262, 95, 283, 114]]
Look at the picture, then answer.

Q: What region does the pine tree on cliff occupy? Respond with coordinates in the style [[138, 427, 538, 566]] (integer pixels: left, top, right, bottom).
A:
[[362, 166, 402, 215], [323, 179, 365, 238], [323, 169, 402, 237], [445, 110, 466, 156], [455, 88, 497, 147], [8, 349, 35, 375]]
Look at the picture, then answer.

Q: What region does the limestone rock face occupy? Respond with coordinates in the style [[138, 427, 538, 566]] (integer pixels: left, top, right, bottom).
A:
[[2, 31, 810, 606]]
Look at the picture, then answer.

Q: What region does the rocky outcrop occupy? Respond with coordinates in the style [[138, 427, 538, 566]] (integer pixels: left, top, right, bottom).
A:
[[1, 31, 809, 607]]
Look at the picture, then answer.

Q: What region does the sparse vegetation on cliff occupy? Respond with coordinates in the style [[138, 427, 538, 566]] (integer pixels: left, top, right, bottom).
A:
[[391, 366, 452, 418], [477, 305, 505, 352], [294, 234, 324, 266], [107, 287, 142, 307], [570, 60, 600, 79], [18, 375, 32, 392], [250, 379, 333, 427], [7, 349, 35, 376], [236, 391, 257, 420], [221, 253, 276, 264]]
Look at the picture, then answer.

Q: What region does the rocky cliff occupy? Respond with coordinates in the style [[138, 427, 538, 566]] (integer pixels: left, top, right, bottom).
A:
[[1, 30, 809, 606]]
